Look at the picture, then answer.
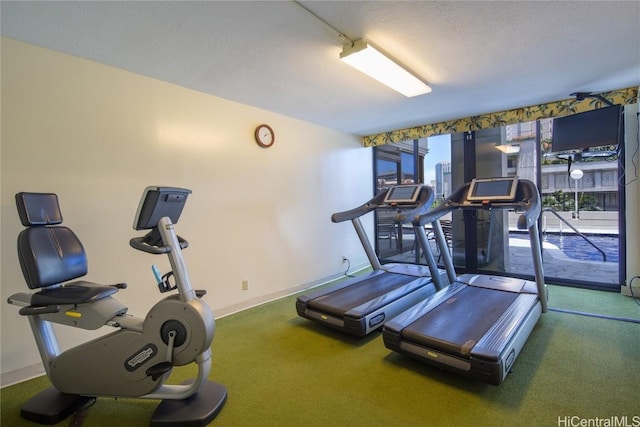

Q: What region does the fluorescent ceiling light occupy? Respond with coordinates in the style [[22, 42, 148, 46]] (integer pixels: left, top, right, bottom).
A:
[[340, 39, 431, 97]]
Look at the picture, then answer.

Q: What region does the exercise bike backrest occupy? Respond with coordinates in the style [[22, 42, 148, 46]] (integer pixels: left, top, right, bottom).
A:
[[15, 192, 121, 312]]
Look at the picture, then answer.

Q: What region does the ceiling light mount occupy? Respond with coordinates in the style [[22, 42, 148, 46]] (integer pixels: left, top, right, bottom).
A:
[[291, 1, 431, 98], [290, 1, 352, 44]]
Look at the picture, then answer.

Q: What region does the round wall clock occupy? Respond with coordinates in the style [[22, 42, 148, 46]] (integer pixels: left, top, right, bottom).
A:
[[254, 124, 275, 148]]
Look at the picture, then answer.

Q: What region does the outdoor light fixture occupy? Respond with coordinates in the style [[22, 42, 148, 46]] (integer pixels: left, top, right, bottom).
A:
[[494, 144, 520, 154], [570, 168, 583, 219], [340, 39, 431, 97]]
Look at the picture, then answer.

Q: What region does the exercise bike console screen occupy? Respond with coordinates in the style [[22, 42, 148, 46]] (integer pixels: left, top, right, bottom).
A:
[[133, 186, 192, 230], [467, 177, 518, 202], [383, 185, 421, 204]]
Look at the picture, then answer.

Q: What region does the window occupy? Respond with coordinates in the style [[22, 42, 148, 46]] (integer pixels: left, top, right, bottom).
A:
[[373, 120, 624, 290]]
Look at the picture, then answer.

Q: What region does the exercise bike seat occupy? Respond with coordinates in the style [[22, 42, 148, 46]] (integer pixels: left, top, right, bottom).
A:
[[26, 282, 119, 307], [14, 192, 124, 315]]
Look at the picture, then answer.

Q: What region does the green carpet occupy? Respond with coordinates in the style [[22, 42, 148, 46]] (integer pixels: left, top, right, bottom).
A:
[[1, 283, 639, 426]]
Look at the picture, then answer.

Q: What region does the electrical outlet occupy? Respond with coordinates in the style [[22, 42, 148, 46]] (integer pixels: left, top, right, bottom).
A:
[[242, 280, 249, 291]]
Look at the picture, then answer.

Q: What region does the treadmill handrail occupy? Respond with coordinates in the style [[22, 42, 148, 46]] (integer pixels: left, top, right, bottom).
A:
[[412, 179, 541, 229], [411, 178, 547, 313], [332, 185, 434, 273], [331, 190, 389, 223], [332, 185, 434, 224], [394, 189, 437, 225]]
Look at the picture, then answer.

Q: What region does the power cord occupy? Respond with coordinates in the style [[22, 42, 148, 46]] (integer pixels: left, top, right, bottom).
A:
[[343, 257, 355, 277], [619, 111, 639, 186], [68, 397, 97, 426], [624, 111, 640, 185], [629, 275, 640, 307]]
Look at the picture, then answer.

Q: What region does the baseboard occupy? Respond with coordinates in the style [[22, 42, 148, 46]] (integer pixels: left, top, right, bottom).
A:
[[1, 363, 45, 388], [621, 283, 640, 299], [215, 264, 369, 318], [1, 265, 369, 388]]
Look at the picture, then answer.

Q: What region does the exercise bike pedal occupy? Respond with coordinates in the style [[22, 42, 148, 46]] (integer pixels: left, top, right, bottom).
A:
[[146, 362, 173, 381]]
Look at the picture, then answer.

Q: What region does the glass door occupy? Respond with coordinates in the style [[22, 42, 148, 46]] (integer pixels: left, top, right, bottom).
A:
[[373, 137, 451, 264], [455, 121, 623, 291], [374, 142, 417, 262]]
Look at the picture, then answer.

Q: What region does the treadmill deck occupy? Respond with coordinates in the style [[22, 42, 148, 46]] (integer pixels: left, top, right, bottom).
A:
[[307, 272, 427, 317], [400, 285, 518, 357]]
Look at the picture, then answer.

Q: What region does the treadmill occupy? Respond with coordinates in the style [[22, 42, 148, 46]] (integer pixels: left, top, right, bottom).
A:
[[383, 177, 547, 385], [296, 184, 445, 337]]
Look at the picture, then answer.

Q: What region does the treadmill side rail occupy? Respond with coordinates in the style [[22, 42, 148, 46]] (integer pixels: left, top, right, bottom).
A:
[[473, 293, 540, 359], [458, 273, 529, 293]]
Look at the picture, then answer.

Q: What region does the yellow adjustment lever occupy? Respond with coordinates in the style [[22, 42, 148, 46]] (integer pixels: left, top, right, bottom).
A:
[[65, 310, 82, 318]]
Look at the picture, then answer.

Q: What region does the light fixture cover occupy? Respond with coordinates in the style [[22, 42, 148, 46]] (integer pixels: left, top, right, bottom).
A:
[[340, 39, 431, 97]]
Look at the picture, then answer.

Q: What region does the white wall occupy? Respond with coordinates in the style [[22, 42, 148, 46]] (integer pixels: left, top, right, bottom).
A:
[[0, 38, 373, 378], [623, 103, 640, 296]]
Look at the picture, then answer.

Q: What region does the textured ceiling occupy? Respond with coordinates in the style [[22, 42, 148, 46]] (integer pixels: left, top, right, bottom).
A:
[[2, 1, 639, 136]]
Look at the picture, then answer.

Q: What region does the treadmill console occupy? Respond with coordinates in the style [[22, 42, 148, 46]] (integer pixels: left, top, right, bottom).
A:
[[467, 177, 518, 203], [383, 185, 422, 205]]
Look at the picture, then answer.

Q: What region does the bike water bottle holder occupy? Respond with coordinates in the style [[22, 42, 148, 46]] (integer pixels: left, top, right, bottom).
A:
[[159, 271, 177, 293]]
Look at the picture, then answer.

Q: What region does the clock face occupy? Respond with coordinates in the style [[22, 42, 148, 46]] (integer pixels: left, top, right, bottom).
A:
[[255, 124, 275, 148]]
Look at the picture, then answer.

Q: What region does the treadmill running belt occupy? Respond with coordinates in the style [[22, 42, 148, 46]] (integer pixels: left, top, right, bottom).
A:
[[401, 285, 518, 357], [307, 273, 421, 317]]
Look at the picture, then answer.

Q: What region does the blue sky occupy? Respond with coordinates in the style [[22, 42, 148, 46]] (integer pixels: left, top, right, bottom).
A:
[[424, 134, 451, 184]]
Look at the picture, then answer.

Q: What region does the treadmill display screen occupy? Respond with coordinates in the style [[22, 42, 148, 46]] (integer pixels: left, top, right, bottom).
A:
[[383, 185, 421, 204], [467, 177, 518, 202]]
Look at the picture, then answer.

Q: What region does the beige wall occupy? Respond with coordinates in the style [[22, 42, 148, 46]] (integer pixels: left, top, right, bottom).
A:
[[0, 38, 373, 377]]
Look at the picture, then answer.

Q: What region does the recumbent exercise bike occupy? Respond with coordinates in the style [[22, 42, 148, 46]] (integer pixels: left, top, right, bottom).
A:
[[7, 186, 227, 426]]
